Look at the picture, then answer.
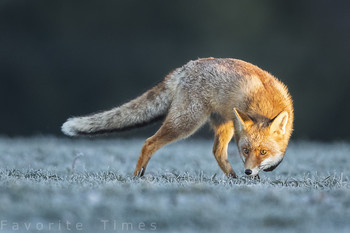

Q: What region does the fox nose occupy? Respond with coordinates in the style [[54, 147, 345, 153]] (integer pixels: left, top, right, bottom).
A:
[[245, 169, 252, 175]]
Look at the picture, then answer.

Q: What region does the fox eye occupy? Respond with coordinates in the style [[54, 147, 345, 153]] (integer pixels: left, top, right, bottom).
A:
[[260, 149, 267, 155], [243, 148, 249, 155]]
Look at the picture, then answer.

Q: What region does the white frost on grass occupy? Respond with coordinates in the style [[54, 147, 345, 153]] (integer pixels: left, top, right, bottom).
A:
[[0, 136, 350, 233]]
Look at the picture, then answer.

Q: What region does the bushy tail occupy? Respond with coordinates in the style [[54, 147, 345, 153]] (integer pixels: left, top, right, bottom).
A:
[[61, 80, 173, 136]]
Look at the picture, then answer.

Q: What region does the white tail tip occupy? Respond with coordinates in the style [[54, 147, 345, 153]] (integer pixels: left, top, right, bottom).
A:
[[61, 118, 79, 136]]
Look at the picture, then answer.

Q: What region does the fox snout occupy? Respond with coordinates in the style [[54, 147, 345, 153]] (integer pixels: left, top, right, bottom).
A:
[[243, 154, 284, 177], [245, 169, 252, 175], [243, 164, 261, 176]]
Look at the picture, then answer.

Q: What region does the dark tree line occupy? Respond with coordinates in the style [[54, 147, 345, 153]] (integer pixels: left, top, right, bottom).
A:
[[0, 0, 349, 140]]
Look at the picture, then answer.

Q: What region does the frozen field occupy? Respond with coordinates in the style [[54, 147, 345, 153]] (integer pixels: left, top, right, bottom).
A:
[[0, 136, 349, 233]]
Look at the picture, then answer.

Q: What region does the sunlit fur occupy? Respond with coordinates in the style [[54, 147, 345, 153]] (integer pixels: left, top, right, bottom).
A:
[[237, 120, 288, 176], [62, 58, 294, 177]]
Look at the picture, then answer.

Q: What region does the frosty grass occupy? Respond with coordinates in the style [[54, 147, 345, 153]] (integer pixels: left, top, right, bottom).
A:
[[0, 137, 349, 233]]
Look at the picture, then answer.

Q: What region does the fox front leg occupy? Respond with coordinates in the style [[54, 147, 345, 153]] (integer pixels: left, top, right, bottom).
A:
[[212, 120, 237, 178]]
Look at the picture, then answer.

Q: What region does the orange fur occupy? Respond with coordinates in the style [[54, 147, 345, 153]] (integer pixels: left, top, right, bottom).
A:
[[212, 120, 236, 178], [63, 58, 294, 177]]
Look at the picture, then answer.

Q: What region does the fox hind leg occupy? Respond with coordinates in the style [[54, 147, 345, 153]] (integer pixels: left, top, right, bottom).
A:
[[134, 107, 209, 176], [211, 115, 237, 178]]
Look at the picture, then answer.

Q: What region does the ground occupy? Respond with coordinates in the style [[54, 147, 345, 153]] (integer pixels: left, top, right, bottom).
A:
[[0, 136, 349, 233]]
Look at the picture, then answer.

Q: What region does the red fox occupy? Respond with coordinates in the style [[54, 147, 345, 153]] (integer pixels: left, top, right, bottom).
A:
[[62, 58, 294, 178]]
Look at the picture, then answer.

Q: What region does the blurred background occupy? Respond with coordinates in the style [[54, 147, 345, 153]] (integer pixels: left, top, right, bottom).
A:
[[0, 0, 349, 141]]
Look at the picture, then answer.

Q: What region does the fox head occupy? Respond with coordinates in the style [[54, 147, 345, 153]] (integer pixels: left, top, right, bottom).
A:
[[233, 108, 291, 177]]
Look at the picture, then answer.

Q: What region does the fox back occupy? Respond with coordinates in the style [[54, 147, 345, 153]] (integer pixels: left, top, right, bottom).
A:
[[62, 58, 293, 177]]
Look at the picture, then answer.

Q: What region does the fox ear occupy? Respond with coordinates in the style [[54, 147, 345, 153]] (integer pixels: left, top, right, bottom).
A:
[[270, 111, 289, 135], [233, 108, 253, 132]]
